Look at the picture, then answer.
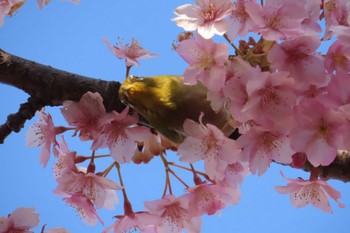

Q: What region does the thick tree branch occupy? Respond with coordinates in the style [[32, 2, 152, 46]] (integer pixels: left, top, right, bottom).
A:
[[301, 151, 350, 183], [0, 49, 125, 143], [0, 49, 350, 182]]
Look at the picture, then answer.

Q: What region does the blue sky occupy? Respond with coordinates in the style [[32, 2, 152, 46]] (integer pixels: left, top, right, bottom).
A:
[[1, 1, 350, 232]]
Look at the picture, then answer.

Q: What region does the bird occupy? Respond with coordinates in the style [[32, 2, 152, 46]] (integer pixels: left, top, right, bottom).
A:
[[118, 75, 235, 144]]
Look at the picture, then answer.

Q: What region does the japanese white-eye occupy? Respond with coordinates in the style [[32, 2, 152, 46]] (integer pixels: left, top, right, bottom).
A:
[[119, 75, 234, 143]]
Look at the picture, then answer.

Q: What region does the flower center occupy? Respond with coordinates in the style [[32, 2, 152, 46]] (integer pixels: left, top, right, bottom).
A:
[[204, 2, 215, 21]]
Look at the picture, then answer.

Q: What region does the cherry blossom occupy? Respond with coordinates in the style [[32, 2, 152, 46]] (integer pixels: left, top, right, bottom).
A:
[[61, 92, 107, 141], [36, 0, 50, 9], [222, 56, 260, 123], [226, 0, 255, 40], [245, 0, 318, 40], [102, 212, 161, 233], [26, 110, 66, 167], [185, 183, 237, 217], [172, 0, 233, 39], [0, 0, 25, 26], [144, 195, 201, 233], [330, 25, 350, 47], [178, 114, 241, 181], [275, 172, 345, 213], [242, 71, 296, 127], [63, 194, 103, 226], [55, 167, 122, 209], [37, 0, 80, 9], [91, 107, 151, 163], [237, 126, 293, 175], [323, 0, 350, 39], [176, 34, 228, 91], [52, 136, 78, 179], [267, 34, 326, 90], [219, 161, 250, 188], [0, 207, 40, 233], [44, 228, 70, 233], [324, 73, 350, 108], [290, 99, 347, 167], [325, 40, 350, 74], [103, 37, 157, 67], [133, 133, 177, 164]]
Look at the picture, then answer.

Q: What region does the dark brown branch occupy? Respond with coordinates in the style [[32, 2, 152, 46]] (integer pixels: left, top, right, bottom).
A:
[[0, 49, 125, 143], [301, 151, 350, 183], [1, 49, 350, 183]]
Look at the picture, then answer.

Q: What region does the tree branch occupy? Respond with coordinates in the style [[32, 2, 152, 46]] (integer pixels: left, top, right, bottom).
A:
[[0, 49, 125, 143], [1, 49, 350, 183], [300, 150, 350, 183]]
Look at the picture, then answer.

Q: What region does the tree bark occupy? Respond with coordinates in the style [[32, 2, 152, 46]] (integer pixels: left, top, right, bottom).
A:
[[0, 49, 124, 143], [1, 49, 350, 182]]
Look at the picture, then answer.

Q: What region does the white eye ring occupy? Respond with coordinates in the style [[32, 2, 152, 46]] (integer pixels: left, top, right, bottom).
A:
[[129, 75, 143, 81]]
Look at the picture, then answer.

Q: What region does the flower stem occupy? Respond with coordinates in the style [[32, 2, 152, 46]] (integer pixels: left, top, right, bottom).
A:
[[115, 162, 134, 215], [125, 65, 132, 78], [223, 33, 244, 57], [160, 154, 190, 193], [168, 162, 212, 182], [87, 150, 96, 173], [160, 152, 172, 197], [309, 167, 320, 181], [98, 161, 116, 177]]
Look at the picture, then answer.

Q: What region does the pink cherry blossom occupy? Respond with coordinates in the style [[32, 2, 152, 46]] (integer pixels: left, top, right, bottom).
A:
[[0, 0, 25, 26], [103, 37, 157, 67], [44, 228, 70, 233], [185, 183, 236, 217], [222, 57, 260, 123], [219, 161, 250, 188], [176, 34, 228, 91], [36, 0, 50, 9], [325, 74, 350, 121], [63, 194, 103, 226], [267, 34, 326, 90], [172, 0, 233, 39], [237, 126, 293, 175], [52, 136, 78, 179], [290, 99, 347, 167], [133, 133, 177, 164], [61, 91, 107, 141], [26, 110, 62, 167], [55, 168, 122, 209], [37, 0, 79, 9], [102, 212, 161, 233], [245, 0, 308, 40], [323, 0, 350, 39], [91, 107, 151, 163], [299, 0, 322, 33], [178, 114, 241, 181], [325, 40, 350, 74], [275, 172, 345, 213], [242, 71, 296, 127], [329, 25, 350, 47], [226, 0, 255, 40], [144, 195, 201, 233], [0, 207, 40, 233]]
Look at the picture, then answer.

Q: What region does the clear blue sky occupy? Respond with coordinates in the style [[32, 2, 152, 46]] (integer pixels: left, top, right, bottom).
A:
[[1, 1, 350, 232]]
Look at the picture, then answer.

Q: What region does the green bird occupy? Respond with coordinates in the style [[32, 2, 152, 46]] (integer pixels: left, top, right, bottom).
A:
[[119, 75, 235, 143]]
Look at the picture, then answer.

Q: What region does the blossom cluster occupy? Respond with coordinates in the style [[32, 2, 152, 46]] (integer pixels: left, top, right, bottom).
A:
[[10, 0, 350, 232], [0, 207, 69, 233], [173, 0, 349, 214], [0, 0, 80, 26]]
